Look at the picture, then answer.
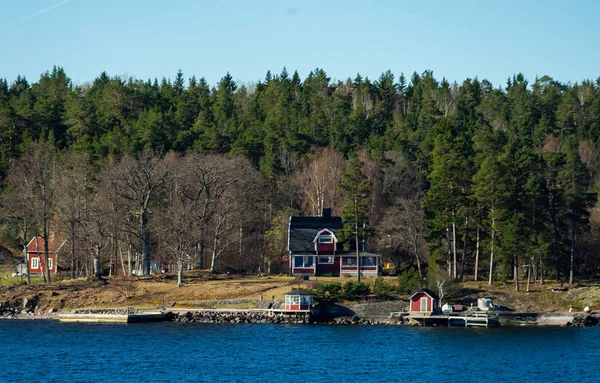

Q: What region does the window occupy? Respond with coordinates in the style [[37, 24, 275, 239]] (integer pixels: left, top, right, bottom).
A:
[[342, 257, 356, 266], [294, 256, 314, 268], [360, 257, 377, 266], [48, 258, 53, 271], [318, 234, 333, 244], [318, 256, 334, 264], [31, 257, 39, 269]]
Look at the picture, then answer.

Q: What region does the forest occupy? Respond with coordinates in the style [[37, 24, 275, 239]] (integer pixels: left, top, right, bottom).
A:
[[1, 66, 600, 289]]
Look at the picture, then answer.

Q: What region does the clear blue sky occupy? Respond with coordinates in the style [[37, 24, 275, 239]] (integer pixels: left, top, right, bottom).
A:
[[1, 0, 598, 88]]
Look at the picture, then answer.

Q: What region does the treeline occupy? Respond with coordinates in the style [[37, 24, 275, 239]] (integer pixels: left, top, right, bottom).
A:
[[1, 66, 600, 288]]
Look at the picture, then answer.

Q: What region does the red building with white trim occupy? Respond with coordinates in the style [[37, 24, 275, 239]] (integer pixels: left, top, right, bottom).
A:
[[284, 289, 314, 311], [288, 208, 380, 277], [26, 235, 66, 275], [409, 289, 440, 316]]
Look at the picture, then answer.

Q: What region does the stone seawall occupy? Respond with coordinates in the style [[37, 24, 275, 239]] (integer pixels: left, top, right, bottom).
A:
[[171, 309, 403, 325], [172, 310, 311, 324]]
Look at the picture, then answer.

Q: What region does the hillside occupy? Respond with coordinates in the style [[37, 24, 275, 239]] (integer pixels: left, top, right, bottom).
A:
[[1, 271, 598, 316]]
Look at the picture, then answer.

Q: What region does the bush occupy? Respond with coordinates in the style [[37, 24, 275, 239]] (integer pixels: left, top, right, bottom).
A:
[[397, 267, 424, 294], [373, 277, 396, 299], [342, 280, 370, 300], [314, 282, 343, 303]]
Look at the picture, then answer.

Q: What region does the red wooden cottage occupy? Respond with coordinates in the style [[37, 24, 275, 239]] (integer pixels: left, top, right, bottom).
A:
[[284, 289, 314, 311], [409, 289, 440, 316], [26, 235, 66, 275], [288, 208, 380, 277]]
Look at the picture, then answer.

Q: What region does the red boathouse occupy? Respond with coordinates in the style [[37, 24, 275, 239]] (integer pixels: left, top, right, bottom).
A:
[[409, 289, 440, 316]]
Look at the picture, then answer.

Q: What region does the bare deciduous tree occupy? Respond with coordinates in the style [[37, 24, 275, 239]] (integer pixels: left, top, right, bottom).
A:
[[377, 197, 427, 276], [111, 152, 171, 275], [294, 147, 345, 216], [54, 152, 91, 279], [2, 156, 38, 284], [157, 154, 198, 287]]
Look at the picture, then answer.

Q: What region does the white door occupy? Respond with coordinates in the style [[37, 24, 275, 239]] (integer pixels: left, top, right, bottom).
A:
[[420, 297, 428, 312]]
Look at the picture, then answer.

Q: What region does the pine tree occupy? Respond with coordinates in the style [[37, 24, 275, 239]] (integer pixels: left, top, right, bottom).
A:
[[338, 157, 372, 282]]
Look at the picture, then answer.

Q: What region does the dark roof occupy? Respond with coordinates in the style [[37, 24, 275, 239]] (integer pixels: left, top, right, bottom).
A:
[[409, 289, 439, 300], [285, 289, 313, 296], [288, 215, 343, 252]]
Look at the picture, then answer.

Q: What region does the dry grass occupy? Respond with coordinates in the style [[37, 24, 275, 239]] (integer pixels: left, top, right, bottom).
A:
[[1, 268, 598, 313]]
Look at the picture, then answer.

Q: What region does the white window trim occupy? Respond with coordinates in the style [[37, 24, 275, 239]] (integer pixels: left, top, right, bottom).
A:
[[31, 257, 39, 269], [48, 258, 53, 271], [318, 256, 334, 264], [318, 235, 333, 244], [294, 255, 315, 268]]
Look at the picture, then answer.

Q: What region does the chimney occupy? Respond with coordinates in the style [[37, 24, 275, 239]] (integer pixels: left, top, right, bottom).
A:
[[322, 208, 332, 218]]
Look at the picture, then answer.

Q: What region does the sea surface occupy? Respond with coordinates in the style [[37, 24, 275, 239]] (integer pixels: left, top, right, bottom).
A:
[[0, 320, 598, 383]]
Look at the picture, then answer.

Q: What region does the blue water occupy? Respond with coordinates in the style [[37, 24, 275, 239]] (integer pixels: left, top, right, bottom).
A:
[[0, 321, 598, 383]]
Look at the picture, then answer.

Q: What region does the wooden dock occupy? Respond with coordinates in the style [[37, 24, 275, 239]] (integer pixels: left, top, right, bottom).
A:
[[448, 312, 497, 327], [407, 312, 499, 327]]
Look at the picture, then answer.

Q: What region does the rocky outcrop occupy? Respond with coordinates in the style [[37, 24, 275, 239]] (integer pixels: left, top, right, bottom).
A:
[[172, 311, 311, 324], [569, 314, 600, 326]]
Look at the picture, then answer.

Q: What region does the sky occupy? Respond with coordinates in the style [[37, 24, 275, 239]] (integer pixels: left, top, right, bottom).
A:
[[1, 0, 599, 88]]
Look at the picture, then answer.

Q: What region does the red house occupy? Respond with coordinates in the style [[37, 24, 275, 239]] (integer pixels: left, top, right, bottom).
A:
[[26, 235, 66, 275], [288, 208, 380, 277], [284, 289, 314, 311], [409, 289, 440, 316]]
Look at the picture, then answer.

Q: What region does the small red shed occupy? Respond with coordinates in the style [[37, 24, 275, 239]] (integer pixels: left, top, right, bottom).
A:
[[284, 289, 314, 311], [409, 289, 440, 315]]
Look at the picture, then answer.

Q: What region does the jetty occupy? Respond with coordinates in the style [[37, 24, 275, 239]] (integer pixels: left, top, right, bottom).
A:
[[59, 309, 168, 323], [400, 312, 500, 327]]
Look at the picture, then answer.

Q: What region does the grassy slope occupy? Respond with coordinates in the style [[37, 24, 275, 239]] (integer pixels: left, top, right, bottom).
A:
[[1, 269, 599, 313]]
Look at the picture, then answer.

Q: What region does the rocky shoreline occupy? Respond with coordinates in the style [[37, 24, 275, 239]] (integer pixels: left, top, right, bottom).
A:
[[171, 310, 402, 325], [2, 302, 599, 326]]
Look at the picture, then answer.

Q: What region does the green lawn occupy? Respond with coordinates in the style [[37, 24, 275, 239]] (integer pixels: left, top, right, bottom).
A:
[[0, 266, 44, 286]]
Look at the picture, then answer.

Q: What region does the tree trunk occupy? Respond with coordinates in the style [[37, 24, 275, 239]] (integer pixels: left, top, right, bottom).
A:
[[446, 225, 452, 276], [43, 221, 50, 283], [474, 222, 480, 282], [540, 256, 544, 285], [141, 210, 150, 275], [71, 225, 76, 279], [452, 211, 457, 278], [177, 259, 183, 288], [526, 261, 531, 292], [459, 213, 468, 281], [514, 254, 519, 291], [127, 244, 132, 276], [489, 217, 495, 286], [24, 230, 31, 285], [413, 248, 422, 277], [569, 212, 576, 285], [93, 249, 101, 280], [550, 192, 560, 281], [355, 219, 360, 282]]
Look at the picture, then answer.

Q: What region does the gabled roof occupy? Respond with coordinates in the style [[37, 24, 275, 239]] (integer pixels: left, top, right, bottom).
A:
[[26, 235, 66, 254], [312, 229, 338, 243], [288, 214, 343, 252], [409, 288, 439, 301], [285, 289, 313, 296]]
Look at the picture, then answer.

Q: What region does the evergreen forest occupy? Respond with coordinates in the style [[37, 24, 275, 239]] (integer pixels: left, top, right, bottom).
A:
[[2, 66, 600, 289]]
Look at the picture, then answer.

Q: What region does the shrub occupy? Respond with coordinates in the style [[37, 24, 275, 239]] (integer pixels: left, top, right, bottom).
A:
[[397, 267, 424, 295], [314, 282, 343, 303], [342, 280, 370, 300], [373, 277, 396, 299]]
